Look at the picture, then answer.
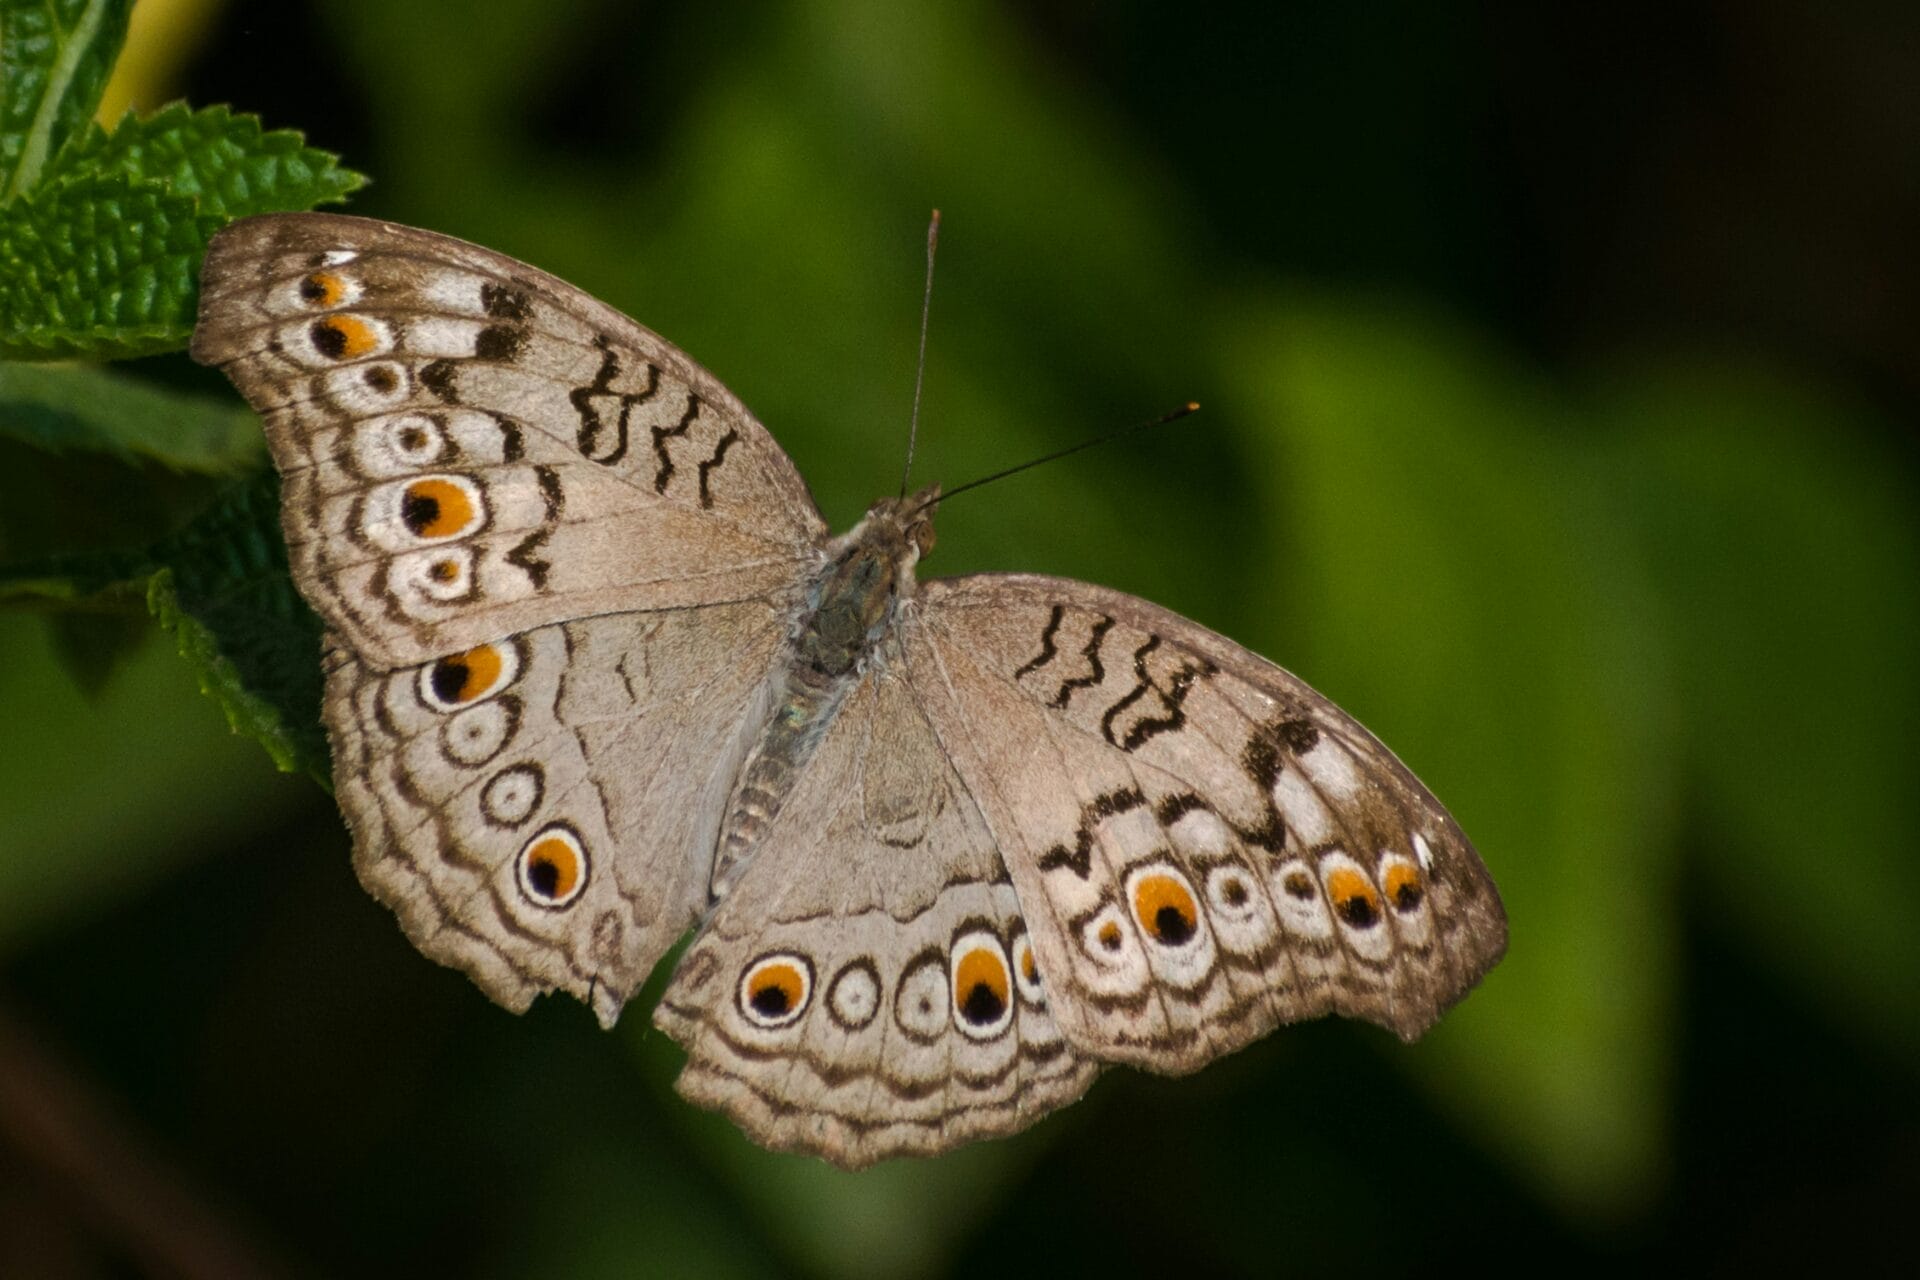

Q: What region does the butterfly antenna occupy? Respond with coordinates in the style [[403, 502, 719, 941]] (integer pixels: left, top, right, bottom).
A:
[[899, 209, 941, 497], [917, 402, 1201, 516]]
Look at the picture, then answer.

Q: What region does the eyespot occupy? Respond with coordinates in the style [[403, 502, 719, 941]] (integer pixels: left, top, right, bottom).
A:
[[1268, 856, 1336, 940], [419, 641, 519, 710], [1128, 867, 1202, 947], [893, 952, 949, 1042], [480, 763, 543, 828], [352, 413, 448, 477], [516, 825, 588, 908], [949, 932, 1013, 1039], [399, 475, 484, 541], [1011, 932, 1046, 1006], [393, 546, 476, 603], [1382, 859, 1425, 913], [1325, 865, 1382, 930], [308, 314, 387, 360], [298, 271, 349, 307], [738, 953, 813, 1029], [826, 957, 880, 1030], [1206, 865, 1258, 917]]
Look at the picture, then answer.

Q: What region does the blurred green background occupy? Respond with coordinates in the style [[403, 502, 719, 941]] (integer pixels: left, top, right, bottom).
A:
[[3, 0, 1917, 1274]]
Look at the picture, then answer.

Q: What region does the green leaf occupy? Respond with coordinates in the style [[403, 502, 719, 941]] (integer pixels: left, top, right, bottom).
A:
[[1223, 297, 1681, 1220], [43, 102, 367, 219], [145, 470, 328, 783], [0, 0, 134, 199], [0, 170, 220, 359], [0, 361, 261, 470], [1602, 363, 1920, 1062]]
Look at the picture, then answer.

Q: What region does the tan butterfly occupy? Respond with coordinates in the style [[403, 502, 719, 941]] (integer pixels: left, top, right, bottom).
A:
[[191, 213, 1506, 1168]]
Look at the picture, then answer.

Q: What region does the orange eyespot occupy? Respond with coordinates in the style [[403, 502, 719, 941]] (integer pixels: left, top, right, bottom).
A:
[[428, 559, 460, 583], [953, 946, 1010, 1026], [1097, 920, 1123, 950], [428, 644, 504, 705], [299, 271, 345, 307], [740, 955, 812, 1026], [402, 478, 478, 539], [1020, 945, 1039, 984], [1383, 861, 1425, 912], [310, 314, 379, 359], [519, 829, 586, 906], [1327, 867, 1382, 929], [1132, 871, 1200, 946]]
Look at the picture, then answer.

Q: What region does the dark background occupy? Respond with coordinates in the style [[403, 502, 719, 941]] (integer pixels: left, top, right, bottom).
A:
[[3, 1, 1916, 1275]]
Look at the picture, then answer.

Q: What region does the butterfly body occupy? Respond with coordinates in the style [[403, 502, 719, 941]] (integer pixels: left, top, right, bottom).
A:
[[192, 213, 1506, 1167], [713, 489, 937, 898]]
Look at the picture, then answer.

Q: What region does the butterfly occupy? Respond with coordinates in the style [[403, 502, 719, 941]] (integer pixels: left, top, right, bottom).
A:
[[190, 213, 1507, 1168]]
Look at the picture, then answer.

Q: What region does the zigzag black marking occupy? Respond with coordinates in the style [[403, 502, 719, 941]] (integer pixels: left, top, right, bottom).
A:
[[1015, 604, 1064, 679], [570, 334, 661, 465], [651, 395, 703, 494], [1097, 634, 1219, 751], [696, 427, 738, 509], [1037, 787, 1146, 878], [1050, 613, 1114, 708], [501, 464, 564, 589]]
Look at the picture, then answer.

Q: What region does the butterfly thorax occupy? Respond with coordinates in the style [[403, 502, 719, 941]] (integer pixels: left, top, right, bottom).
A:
[[709, 487, 940, 900]]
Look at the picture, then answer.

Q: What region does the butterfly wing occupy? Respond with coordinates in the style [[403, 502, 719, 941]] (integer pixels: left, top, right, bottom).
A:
[[902, 574, 1507, 1073], [324, 605, 785, 1026], [192, 213, 829, 1024], [654, 662, 1099, 1168], [192, 212, 826, 669]]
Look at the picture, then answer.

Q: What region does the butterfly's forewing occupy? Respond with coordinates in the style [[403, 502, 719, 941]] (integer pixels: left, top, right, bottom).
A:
[[192, 213, 826, 670], [905, 574, 1506, 1072], [655, 664, 1099, 1168]]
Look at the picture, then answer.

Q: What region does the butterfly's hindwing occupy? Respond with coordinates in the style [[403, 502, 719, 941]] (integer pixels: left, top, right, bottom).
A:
[[326, 600, 789, 1027], [654, 666, 1099, 1168]]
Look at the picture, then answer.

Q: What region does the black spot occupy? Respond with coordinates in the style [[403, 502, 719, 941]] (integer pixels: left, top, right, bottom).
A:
[[1284, 872, 1314, 900], [299, 275, 329, 302], [961, 982, 1006, 1026], [751, 983, 791, 1018], [398, 425, 428, 451], [475, 326, 523, 360], [527, 857, 560, 898], [1394, 882, 1424, 912], [1278, 718, 1320, 754], [310, 319, 348, 358], [1223, 878, 1249, 907], [1337, 894, 1380, 929], [480, 282, 532, 321], [430, 659, 470, 703], [1242, 734, 1283, 790], [1154, 905, 1195, 945], [1100, 927, 1122, 951], [420, 359, 459, 402], [402, 488, 441, 534], [363, 365, 398, 393]]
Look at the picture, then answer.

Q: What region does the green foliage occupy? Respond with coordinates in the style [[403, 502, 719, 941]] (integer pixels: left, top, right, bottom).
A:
[[0, 0, 360, 775], [0, 0, 134, 199], [41, 102, 365, 220], [0, 360, 260, 469]]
